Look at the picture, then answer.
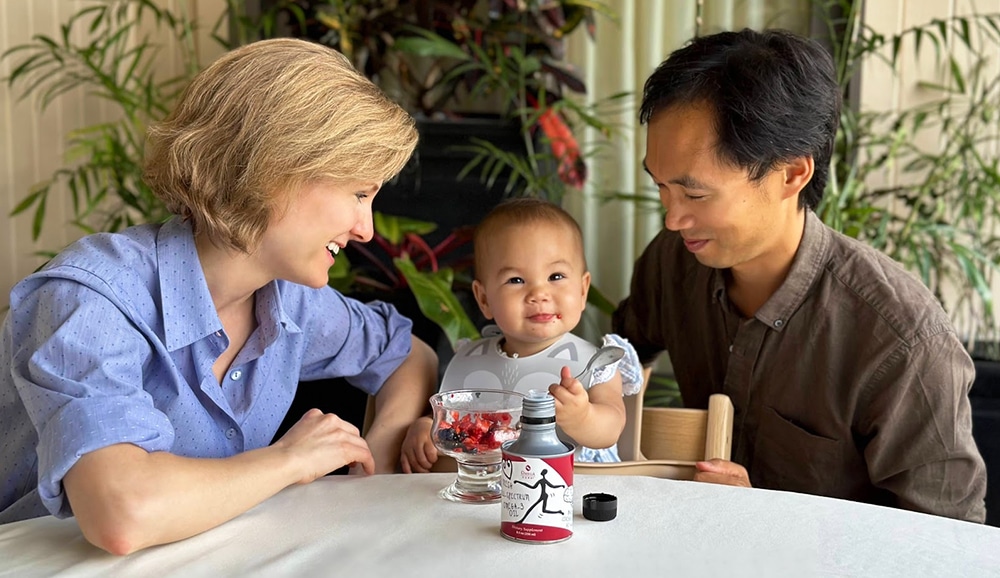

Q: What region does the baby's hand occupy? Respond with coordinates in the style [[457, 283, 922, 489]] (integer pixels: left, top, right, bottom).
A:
[[549, 366, 592, 432], [400, 416, 438, 473]]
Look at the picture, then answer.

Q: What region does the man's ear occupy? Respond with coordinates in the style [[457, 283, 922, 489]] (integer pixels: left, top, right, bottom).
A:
[[471, 279, 494, 320], [782, 156, 814, 200]]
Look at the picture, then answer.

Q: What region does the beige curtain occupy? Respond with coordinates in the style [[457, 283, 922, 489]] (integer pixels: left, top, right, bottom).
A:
[[562, 0, 811, 338]]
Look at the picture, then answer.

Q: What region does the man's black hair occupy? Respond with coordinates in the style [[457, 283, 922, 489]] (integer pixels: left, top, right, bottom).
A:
[[640, 28, 841, 210]]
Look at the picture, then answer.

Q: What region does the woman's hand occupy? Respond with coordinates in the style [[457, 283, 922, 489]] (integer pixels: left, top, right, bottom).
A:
[[275, 408, 375, 482]]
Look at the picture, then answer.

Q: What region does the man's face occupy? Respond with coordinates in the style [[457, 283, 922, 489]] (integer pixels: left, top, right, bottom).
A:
[[643, 103, 802, 275]]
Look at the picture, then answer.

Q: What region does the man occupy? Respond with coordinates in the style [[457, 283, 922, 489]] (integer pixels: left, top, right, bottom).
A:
[[613, 28, 986, 522]]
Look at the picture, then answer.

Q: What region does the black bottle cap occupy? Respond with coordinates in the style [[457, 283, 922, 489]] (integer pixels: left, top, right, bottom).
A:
[[582, 493, 617, 522]]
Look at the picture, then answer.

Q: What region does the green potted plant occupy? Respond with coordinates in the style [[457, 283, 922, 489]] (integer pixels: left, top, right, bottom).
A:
[[814, 1, 1000, 524], [816, 1, 1000, 356], [4, 0, 195, 247]]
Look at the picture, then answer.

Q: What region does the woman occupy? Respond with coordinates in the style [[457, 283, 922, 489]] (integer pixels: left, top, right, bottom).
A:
[[0, 38, 438, 554]]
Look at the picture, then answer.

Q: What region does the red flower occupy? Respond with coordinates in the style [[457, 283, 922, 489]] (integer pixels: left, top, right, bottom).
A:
[[537, 107, 587, 188]]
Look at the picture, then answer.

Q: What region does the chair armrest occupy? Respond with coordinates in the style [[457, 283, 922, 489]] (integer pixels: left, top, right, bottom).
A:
[[574, 460, 696, 480]]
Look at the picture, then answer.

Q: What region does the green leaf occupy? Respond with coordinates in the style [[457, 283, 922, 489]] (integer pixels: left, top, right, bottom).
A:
[[586, 284, 617, 316], [32, 193, 48, 241], [948, 57, 966, 93], [394, 257, 479, 348], [374, 212, 437, 245], [644, 373, 681, 408], [327, 252, 356, 293], [393, 30, 470, 61], [9, 187, 46, 216]]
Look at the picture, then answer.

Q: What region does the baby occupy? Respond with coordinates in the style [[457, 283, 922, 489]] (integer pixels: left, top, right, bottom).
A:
[[400, 198, 642, 473]]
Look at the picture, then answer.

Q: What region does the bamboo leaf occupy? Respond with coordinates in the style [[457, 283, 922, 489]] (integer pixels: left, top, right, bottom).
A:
[[32, 193, 48, 240], [948, 57, 966, 94], [9, 187, 47, 216]]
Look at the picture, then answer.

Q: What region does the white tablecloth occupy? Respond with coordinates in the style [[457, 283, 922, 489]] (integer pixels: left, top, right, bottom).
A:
[[1, 473, 997, 577]]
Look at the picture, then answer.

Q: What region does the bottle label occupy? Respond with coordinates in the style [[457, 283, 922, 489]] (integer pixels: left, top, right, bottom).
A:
[[500, 451, 574, 544]]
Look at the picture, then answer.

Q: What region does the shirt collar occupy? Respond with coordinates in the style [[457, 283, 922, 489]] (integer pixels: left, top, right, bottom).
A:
[[158, 218, 303, 352], [259, 281, 302, 342], [158, 218, 223, 351], [754, 210, 830, 332]]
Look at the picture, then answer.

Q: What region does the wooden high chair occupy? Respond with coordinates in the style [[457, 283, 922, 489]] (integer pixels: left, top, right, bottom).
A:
[[574, 376, 734, 480]]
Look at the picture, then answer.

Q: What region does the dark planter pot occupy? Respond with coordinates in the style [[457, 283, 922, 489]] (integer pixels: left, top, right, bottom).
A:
[[374, 116, 525, 247], [970, 353, 1000, 526]]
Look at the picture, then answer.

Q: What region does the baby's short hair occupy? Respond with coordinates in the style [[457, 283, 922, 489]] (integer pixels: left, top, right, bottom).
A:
[[473, 198, 586, 278]]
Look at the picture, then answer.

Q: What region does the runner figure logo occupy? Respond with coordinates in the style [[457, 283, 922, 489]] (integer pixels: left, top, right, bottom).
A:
[[513, 469, 566, 523]]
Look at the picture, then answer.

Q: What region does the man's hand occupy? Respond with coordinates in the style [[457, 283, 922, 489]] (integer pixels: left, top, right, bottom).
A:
[[400, 416, 438, 473], [549, 365, 592, 432], [693, 458, 752, 487], [274, 408, 375, 482]]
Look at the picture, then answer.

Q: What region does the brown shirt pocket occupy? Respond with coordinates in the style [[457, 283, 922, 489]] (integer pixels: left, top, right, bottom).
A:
[[752, 406, 850, 497]]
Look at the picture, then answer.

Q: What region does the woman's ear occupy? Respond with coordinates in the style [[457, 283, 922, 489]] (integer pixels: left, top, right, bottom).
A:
[[471, 279, 493, 320]]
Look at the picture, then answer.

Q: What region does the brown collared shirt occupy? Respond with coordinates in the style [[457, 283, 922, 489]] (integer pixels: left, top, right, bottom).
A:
[[613, 211, 987, 522]]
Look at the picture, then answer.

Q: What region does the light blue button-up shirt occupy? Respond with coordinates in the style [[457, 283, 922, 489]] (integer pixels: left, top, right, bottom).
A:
[[0, 218, 412, 523]]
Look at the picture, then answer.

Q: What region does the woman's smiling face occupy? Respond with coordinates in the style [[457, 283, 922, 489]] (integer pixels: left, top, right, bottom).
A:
[[257, 179, 379, 288]]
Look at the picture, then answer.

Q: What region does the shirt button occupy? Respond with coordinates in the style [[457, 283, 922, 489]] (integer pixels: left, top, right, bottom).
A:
[[226, 428, 236, 439], [230, 370, 242, 381], [774, 319, 784, 328], [728, 345, 734, 353], [215, 331, 222, 337]]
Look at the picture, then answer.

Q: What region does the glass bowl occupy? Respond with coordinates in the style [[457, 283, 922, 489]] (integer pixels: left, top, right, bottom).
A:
[[430, 389, 523, 503]]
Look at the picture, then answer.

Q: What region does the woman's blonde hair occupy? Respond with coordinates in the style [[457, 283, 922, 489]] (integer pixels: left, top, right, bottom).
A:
[[144, 38, 417, 253]]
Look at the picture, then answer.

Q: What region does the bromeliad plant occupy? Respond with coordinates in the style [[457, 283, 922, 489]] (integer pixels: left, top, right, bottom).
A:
[[329, 212, 480, 348]]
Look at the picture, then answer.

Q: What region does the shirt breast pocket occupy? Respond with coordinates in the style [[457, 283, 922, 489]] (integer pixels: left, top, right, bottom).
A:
[[752, 406, 848, 496]]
